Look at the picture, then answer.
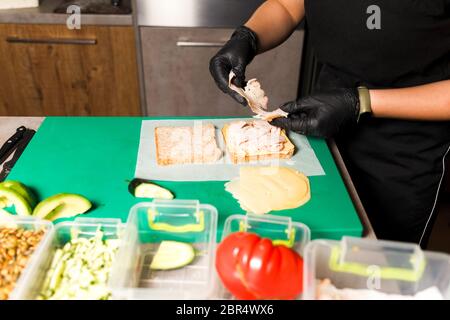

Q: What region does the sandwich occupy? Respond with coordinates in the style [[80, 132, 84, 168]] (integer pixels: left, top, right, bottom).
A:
[[222, 120, 294, 163]]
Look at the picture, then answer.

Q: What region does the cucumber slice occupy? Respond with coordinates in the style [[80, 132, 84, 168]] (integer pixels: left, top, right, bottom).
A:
[[0, 186, 32, 216], [0, 208, 18, 228], [129, 179, 173, 200], [33, 194, 92, 221], [150, 241, 195, 270], [0, 181, 36, 207]]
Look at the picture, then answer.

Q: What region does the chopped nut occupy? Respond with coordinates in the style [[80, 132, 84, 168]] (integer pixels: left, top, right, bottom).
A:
[[0, 227, 45, 300]]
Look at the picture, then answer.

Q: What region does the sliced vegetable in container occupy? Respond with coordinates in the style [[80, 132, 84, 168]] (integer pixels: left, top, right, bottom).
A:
[[39, 228, 120, 300], [129, 178, 174, 200], [150, 241, 195, 270]]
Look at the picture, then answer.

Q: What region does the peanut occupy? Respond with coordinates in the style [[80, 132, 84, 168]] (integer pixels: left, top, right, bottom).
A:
[[0, 227, 45, 300]]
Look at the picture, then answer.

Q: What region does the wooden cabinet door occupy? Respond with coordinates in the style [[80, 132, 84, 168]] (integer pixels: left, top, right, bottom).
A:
[[140, 27, 304, 117], [0, 24, 141, 116]]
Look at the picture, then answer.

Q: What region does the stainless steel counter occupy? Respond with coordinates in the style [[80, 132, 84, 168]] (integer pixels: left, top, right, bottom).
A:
[[0, 0, 133, 26]]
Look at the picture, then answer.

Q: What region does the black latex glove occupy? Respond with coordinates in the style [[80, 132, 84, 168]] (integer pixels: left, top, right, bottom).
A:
[[209, 26, 258, 106], [271, 88, 361, 138]]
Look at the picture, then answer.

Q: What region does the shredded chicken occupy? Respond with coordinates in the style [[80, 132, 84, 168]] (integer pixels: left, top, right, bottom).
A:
[[228, 72, 288, 121], [227, 120, 287, 155]]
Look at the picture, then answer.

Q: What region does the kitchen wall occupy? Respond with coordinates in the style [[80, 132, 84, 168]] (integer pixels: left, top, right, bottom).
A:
[[0, 0, 305, 116]]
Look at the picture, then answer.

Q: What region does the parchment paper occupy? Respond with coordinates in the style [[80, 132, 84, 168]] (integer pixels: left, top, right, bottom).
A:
[[135, 119, 325, 181]]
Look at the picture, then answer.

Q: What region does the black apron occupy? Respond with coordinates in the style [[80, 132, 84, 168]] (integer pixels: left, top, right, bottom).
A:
[[304, 0, 450, 245]]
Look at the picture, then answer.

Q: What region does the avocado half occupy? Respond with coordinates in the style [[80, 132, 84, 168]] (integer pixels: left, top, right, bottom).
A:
[[0, 181, 36, 207], [0, 186, 33, 216], [33, 193, 92, 221]]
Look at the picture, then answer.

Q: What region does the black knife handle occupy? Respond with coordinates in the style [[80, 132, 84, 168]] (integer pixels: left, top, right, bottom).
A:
[[2, 129, 35, 176], [0, 126, 27, 164]]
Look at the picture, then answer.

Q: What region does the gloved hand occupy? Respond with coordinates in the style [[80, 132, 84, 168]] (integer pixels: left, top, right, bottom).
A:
[[271, 88, 361, 138], [209, 26, 258, 106]]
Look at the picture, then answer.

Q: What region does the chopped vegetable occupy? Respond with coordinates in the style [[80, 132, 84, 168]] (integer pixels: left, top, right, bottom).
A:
[[33, 194, 92, 221], [129, 179, 174, 200], [150, 241, 195, 270], [39, 228, 120, 300]]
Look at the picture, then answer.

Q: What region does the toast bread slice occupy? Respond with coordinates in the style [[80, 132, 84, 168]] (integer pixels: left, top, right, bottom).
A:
[[155, 123, 222, 166]]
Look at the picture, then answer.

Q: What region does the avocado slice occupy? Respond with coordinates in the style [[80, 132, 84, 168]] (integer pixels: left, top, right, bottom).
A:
[[0, 197, 8, 208], [33, 194, 92, 221], [150, 241, 195, 270], [0, 181, 36, 207], [0, 186, 32, 216], [129, 178, 174, 200], [0, 208, 18, 228]]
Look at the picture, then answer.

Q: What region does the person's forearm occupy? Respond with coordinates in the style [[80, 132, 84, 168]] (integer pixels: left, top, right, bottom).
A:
[[245, 0, 305, 53], [369, 80, 450, 121]]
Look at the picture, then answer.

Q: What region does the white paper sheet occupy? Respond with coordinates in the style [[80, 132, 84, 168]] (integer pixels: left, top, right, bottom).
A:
[[135, 119, 325, 181]]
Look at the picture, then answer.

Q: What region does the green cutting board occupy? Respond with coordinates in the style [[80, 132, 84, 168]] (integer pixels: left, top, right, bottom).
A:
[[7, 117, 362, 240]]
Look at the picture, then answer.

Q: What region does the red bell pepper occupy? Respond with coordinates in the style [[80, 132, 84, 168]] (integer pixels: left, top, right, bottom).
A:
[[216, 232, 304, 300]]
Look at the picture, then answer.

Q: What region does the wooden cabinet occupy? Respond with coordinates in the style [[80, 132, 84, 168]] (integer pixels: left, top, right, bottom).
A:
[[0, 24, 141, 116], [140, 27, 304, 116]]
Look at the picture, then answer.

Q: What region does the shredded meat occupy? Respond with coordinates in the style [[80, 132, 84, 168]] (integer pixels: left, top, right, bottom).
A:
[[228, 72, 288, 121], [227, 120, 287, 155]]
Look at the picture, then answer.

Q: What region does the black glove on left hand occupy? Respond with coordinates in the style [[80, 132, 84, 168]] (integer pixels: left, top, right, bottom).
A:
[[209, 26, 258, 106], [271, 88, 361, 138]]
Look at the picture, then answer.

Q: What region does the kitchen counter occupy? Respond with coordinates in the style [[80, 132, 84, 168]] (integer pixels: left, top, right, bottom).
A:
[[0, 0, 133, 26], [0, 116, 374, 239], [3, 116, 370, 241]]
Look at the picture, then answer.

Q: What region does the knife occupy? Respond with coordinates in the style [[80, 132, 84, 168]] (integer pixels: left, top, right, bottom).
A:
[[0, 126, 27, 165], [0, 129, 35, 182]]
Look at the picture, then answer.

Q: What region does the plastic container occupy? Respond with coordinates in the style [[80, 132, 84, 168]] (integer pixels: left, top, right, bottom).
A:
[[213, 213, 311, 299], [11, 217, 124, 300], [109, 200, 218, 300], [303, 237, 450, 300], [5, 216, 54, 300]]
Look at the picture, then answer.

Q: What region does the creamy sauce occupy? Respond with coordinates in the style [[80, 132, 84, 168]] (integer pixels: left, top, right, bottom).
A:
[[225, 166, 311, 214]]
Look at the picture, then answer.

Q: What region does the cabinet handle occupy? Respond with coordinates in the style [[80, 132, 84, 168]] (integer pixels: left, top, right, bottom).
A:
[[6, 37, 97, 45], [176, 41, 226, 48]]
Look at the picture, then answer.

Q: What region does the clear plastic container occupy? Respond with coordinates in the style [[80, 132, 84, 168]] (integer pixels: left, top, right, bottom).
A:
[[303, 237, 450, 300], [213, 213, 311, 299], [11, 217, 124, 300], [6, 216, 54, 300], [109, 199, 218, 300]]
